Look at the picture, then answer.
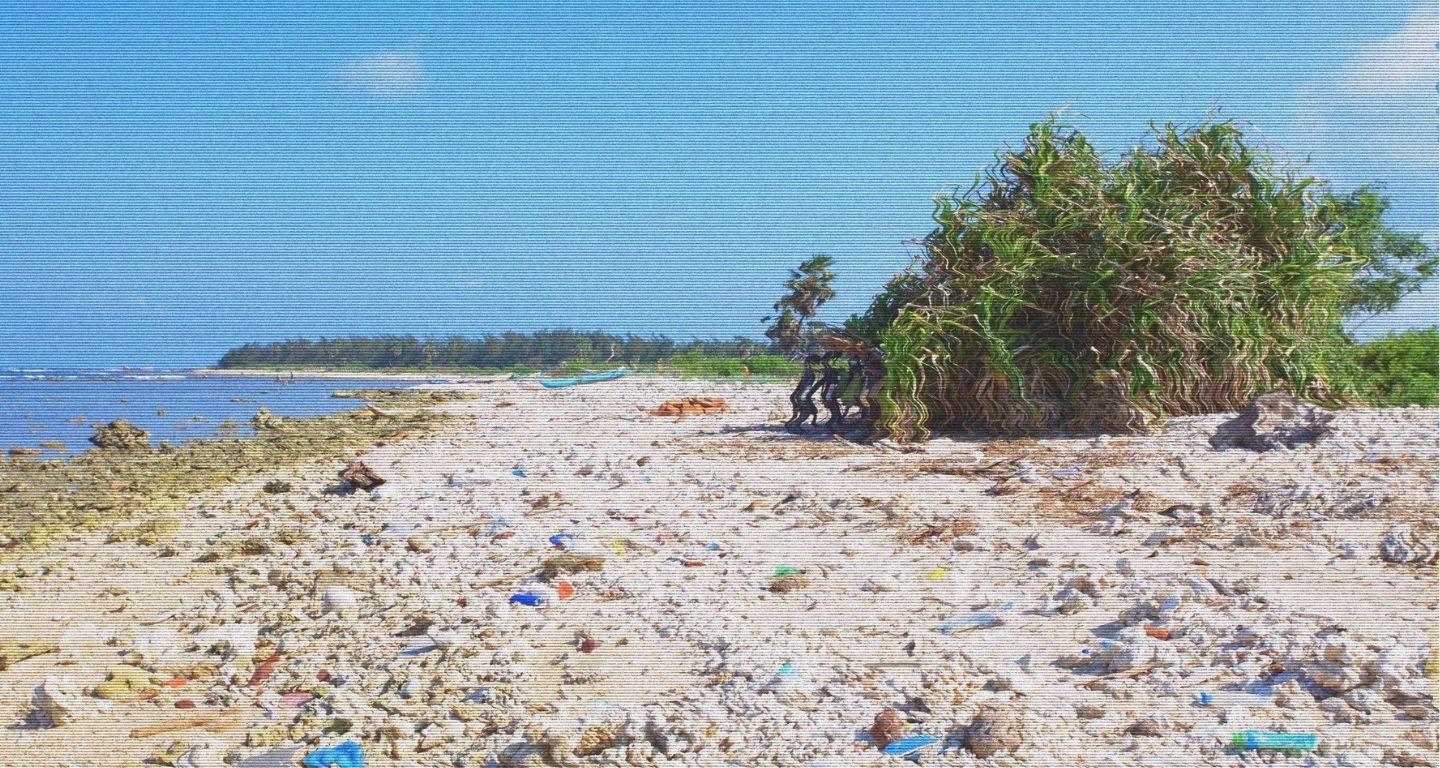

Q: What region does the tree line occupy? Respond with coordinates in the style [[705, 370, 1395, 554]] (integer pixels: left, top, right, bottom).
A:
[[217, 332, 780, 370]]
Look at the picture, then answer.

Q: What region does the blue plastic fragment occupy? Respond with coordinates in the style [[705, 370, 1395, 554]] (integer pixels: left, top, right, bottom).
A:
[[511, 469, 526, 478], [549, 533, 575, 548], [776, 662, 797, 676], [882, 734, 940, 757], [509, 593, 544, 607], [301, 740, 364, 768]]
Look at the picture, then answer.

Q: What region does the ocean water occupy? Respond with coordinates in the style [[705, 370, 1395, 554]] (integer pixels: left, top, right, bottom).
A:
[[0, 369, 408, 457]]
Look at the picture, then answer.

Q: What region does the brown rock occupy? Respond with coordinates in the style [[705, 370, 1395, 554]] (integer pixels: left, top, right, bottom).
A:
[[339, 460, 385, 490], [869, 709, 905, 749], [1127, 717, 1163, 737], [1210, 392, 1335, 452], [964, 705, 1026, 758]]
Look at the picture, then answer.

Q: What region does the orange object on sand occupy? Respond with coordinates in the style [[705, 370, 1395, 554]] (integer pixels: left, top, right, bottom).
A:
[[160, 676, 187, 688], [556, 581, 575, 600], [651, 397, 729, 417], [1143, 625, 1171, 640]]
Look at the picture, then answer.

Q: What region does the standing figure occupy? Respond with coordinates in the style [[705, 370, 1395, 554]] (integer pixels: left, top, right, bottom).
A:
[[786, 355, 821, 432], [819, 352, 844, 430]]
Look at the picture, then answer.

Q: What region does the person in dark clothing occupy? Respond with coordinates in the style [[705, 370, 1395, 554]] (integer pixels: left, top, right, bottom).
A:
[[786, 354, 822, 432]]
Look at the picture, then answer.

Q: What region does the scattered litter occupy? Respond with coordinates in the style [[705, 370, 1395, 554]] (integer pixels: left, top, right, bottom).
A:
[[509, 593, 545, 607]]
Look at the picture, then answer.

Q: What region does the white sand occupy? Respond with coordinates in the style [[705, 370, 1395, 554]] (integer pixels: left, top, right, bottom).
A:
[[0, 378, 1434, 766]]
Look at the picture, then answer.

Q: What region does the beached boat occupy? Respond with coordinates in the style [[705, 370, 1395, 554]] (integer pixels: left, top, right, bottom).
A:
[[539, 367, 629, 388]]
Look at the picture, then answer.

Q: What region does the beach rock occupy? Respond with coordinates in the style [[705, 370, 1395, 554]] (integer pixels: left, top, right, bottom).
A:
[[1127, 717, 1164, 737], [30, 678, 82, 727], [1209, 392, 1335, 451], [88, 419, 150, 451], [1379, 525, 1435, 565], [250, 408, 283, 430], [869, 708, 905, 749], [963, 705, 1026, 758], [261, 480, 292, 494], [339, 460, 385, 490]]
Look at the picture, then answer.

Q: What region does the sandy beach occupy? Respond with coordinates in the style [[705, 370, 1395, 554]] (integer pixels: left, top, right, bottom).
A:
[[0, 378, 1434, 767]]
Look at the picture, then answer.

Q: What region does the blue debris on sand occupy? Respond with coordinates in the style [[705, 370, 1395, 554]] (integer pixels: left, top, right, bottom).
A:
[[883, 735, 941, 757], [509, 593, 545, 607], [302, 740, 364, 768]]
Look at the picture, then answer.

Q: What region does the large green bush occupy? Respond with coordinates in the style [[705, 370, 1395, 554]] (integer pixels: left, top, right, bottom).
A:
[[846, 119, 1424, 440]]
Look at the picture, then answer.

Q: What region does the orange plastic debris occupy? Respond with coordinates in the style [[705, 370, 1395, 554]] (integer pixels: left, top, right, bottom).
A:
[[650, 397, 729, 417], [556, 581, 575, 600]]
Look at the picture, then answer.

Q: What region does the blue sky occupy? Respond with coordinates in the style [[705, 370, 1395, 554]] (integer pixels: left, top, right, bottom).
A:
[[1, 1, 1435, 367]]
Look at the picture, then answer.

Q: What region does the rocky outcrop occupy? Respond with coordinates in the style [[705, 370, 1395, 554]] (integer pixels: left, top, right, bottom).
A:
[[88, 420, 150, 451]]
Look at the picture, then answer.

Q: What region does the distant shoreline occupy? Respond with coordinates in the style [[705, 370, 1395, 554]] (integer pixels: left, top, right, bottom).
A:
[[190, 368, 454, 381]]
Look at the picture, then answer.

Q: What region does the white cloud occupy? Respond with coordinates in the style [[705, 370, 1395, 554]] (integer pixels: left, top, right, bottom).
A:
[[1291, 6, 1437, 172], [335, 51, 425, 97]]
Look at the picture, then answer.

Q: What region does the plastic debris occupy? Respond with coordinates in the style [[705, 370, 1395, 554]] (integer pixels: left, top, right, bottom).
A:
[[882, 734, 941, 757], [1230, 731, 1317, 751], [301, 740, 365, 768], [509, 592, 545, 607], [651, 397, 729, 416], [30, 678, 82, 727], [940, 602, 1013, 633]]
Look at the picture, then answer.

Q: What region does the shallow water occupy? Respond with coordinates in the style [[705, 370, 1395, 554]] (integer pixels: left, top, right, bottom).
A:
[[0, 369, 404, 457]]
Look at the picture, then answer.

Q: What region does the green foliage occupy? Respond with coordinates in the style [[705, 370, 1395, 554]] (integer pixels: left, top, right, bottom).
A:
[[219, 331, 778, 371], [1348, 328, 1438, 407], [851, 118, 1387, 440], [1325, 187, 1437, 317], [662, 353, 799, 378], [765, 255, 837, 356]]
